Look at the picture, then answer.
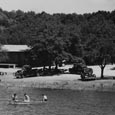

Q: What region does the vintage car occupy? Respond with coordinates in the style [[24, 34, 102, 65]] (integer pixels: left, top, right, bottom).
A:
[[37, 68, 65, 76], [69, 62, 96, 81], [15, 65, 39, 78]]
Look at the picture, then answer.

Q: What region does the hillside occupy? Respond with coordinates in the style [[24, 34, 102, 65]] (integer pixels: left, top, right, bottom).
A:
[[0, 8, 115, 68]]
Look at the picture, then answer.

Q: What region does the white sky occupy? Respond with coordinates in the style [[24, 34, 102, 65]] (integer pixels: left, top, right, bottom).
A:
[[0, 0, 115, 14]]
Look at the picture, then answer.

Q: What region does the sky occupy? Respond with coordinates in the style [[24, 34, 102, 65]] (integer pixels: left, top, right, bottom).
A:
[[0, 0, 115, 14]]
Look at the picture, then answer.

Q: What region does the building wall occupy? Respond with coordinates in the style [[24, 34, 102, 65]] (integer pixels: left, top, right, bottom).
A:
[[2, 52, 28, 67]]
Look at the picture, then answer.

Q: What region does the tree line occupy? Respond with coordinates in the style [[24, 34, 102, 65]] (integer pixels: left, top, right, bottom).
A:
[[0, 8, 115, 78]]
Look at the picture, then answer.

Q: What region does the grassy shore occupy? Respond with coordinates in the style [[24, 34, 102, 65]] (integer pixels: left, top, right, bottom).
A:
[[0, 65, 115, 91]]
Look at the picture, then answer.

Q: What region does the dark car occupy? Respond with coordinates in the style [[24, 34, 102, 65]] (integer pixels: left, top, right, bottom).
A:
[[15, 65, 39, 78], [38, 68, 65, 76], [69, 63, 96, 80], [69, 63, 93, 74]]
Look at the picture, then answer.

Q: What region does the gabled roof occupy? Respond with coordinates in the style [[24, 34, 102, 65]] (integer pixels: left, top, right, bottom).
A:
[[0, 45, 31, 52]]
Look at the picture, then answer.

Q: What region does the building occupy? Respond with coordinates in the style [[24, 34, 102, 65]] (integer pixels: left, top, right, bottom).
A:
[[0, 45, 31, 68]]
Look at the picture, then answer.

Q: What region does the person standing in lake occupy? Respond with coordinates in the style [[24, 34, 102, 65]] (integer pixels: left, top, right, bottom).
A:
[[11, 93, 18, 102], [42, 94, 48, 102], [24, 93, 30, 102]]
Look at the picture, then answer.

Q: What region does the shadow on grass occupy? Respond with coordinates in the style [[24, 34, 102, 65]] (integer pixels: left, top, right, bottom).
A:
[[78, 75, 115, 81], [96, 76, 115, 80], [78, 78, 96, 82]]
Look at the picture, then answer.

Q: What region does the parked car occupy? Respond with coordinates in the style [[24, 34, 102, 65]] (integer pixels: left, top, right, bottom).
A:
[[69, 62, 96, 81], [80, 72, 96, 81], [38, 68, 65, 76], [69, 63, 92, 74], [15, 65, 39, 78]]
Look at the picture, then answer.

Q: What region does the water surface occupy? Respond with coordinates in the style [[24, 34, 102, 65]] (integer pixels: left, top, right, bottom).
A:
[[0, 86, 115, 115]]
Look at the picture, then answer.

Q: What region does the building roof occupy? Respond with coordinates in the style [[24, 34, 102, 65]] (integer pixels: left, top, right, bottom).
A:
[[0, 45, 31, 52]]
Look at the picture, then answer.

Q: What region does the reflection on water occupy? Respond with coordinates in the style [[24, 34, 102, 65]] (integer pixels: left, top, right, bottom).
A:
[[0, 86, 115, 115]]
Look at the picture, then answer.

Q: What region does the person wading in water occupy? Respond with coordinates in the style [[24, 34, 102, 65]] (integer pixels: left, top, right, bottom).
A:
[[42, 94, 48, 102], [11, 93, 18, 102], [24, 93, 30, 102]]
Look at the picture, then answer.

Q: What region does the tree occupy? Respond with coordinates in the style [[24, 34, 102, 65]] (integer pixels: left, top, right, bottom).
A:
[[95, 46, 111, 79], [88, 39, 115, 79]]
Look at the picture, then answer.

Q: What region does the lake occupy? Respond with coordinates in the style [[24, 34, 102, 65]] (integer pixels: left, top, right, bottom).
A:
[[0, 86, 115, 115]]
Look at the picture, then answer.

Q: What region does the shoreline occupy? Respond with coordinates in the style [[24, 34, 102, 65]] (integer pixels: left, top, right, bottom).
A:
[[0, 64, 115, 91], [1, 74, 115, 92]]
